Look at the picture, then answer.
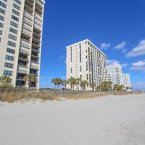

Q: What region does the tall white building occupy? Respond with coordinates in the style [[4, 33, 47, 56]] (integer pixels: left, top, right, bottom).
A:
[[106, 64, 122, 85], [66, 39, 107, 90], [122, 73, 131, 88], [0, 0, 45, 88], [106, 64, 131, 89]]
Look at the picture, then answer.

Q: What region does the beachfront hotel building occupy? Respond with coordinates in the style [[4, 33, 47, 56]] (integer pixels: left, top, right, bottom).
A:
[[122, 73, 131, 88], [106, 64, 131, 89], [0, 0, 45, 88], [106, 64, 123, 85], [66, 39, 107, 90]]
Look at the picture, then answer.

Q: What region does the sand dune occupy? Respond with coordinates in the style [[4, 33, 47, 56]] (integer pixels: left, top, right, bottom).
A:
[[0, 94, 145, 145]]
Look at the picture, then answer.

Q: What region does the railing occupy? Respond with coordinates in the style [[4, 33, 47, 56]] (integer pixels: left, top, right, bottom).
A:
[[24, 11, 33, 21], [35, 13, 42, 22], [18, 69, 28, 74], [21, 39, 30, 49], [22, 28, 31, 38], [19, 49, 29, 55]]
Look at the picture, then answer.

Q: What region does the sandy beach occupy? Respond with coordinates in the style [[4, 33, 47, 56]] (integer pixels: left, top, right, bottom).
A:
[[0, 94, 145, 145]]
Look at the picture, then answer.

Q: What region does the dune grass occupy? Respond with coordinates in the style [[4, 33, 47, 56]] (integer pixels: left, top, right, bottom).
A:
[[0, 90, 140, 103]]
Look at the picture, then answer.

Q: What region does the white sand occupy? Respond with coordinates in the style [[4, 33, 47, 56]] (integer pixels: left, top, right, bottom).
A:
[[0, 94, 145, 145]]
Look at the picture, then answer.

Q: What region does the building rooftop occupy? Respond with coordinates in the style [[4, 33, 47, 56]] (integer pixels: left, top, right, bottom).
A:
[[66, 39, 106, 57]]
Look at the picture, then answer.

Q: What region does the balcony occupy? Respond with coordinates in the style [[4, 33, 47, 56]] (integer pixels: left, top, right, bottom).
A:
[[32, 48, 39, 53], [36, 0, 44, 8], [19, 48, 29, 55], [34, 23, 42, 32], [30, 69, 38, 75], [25, 3, 33, 14], [35, 13, 42, 22], [24, 11, 33, 21], [25, 0, 34, 8], [31, 62, 39, 69], [19, 54, 29, 62], [33, 31, 41, 39], [18, 66, 28, 74], [23, 23, 32, 32], [21, 39, 31, 49], [23, 18, 33, 27], [32, 42, 40, 49], [33, 37, 40, 43], [31, 54, 39, 59], [34, 18, 42, 27], [22, 28, 31, 38]]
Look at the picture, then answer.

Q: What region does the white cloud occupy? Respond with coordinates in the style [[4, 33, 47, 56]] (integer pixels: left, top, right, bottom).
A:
[[107, 59, 128, 67], [132, 60, 145, 67], [107, 59, 120, 66], [100, 43, 111, 50], [121, 63, 128, 67], [127, 40, 145, 57], [131, 60, 145, 71], [114, 41, 127, 50]]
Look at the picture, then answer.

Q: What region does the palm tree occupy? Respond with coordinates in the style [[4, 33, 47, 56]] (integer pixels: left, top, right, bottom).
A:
[[52, 78, 57, 89], [52, 78, 62, 89], [81, 80, 88, 90], [61, 80, 69, 90], [113, 84, 124, 92], [90, 82, 96, 91], [0, 75, 12, 88], [25, 74, 36, 88], [76, 78, 81, 91], [67, 77, 77, 91]]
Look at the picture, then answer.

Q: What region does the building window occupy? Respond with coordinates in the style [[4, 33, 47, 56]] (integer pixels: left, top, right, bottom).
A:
[[0, 29, 2, 35], [80, 47, 81, 63], [11, 15, 19, 22], [70, 47, 72, 62], [7, 48, 15, 54], [87, 74, 88, 80], [7, 41, 16, 47], [3, 70, 13, 76], [13, 3, 20, 10], [0, 15, 4, 21], [0, 8, 5, 14], [14, 0, 21, 5], [80, 75, 82, 80], [10, 21, 18, 28], [80, 66, 82, 72], [5, 62, 14, 68], [0, 22, 3, 28], [6, 55, 14, 61], [12, 9, 20, 16], [9, 27, 17, 34], [0, 1, 6, 8], [8, 34, 17, 40]]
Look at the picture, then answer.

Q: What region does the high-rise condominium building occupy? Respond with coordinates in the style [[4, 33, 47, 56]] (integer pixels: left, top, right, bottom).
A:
[[106, 64, 131, 88], [122, 73, 131, 88], [0, 0, 45, 88], [106, 64, 122, 85], [66, 39, 107, 90]]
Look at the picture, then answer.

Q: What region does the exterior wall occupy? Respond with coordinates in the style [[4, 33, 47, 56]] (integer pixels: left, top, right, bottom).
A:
[[0, 0, 45, 89], [66, 39, 107, 90]]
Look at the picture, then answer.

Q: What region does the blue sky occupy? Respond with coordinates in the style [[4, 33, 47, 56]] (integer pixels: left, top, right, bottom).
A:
[[40, 0, 145, 90]]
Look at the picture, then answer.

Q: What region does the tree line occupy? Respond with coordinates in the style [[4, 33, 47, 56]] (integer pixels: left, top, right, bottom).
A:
[[0, 75, 132, 92], [52, 77, 132, 92]]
